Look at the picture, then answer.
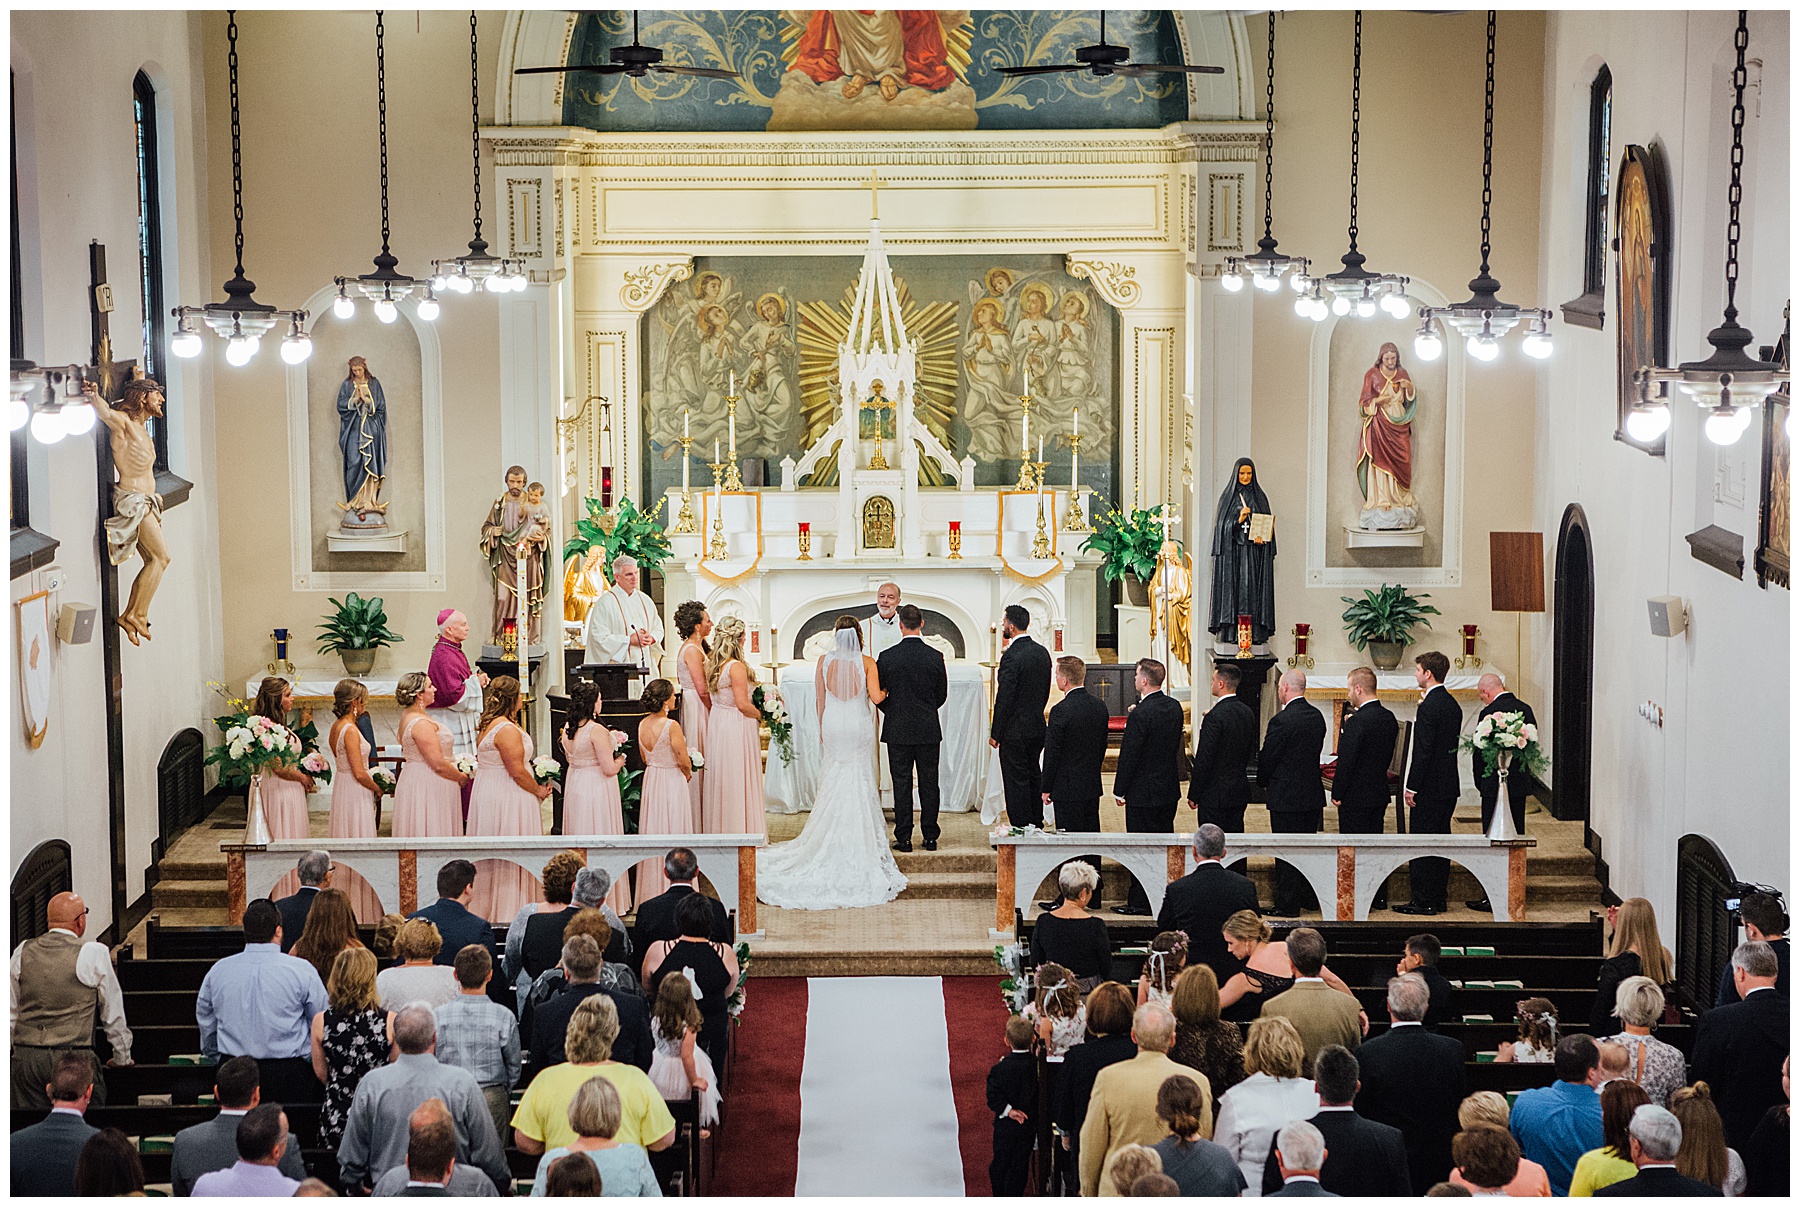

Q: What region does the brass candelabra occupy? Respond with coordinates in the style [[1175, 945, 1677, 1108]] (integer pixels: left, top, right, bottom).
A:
[[947, 525, 963, 560], [1031, 475, 1054, 559], [672, 434, 699, 533], [706, 463, 730, 560], [1062, 432, 1088, 530], [796, 525, 813, 561], [722, 393, 745, 491], [1015, 393, 1037, 489]]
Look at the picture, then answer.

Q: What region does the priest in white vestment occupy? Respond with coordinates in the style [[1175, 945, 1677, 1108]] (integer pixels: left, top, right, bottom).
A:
[[868, 581, 904, 807], [583, 554, 665, 698]]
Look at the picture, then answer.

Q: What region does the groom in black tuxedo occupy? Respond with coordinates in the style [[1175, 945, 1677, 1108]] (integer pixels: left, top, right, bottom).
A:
[[992, 604, 1053, 828], [876, 604, 948, 852]]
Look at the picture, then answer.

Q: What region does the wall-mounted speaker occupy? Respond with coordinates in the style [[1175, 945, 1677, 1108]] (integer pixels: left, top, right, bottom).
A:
[[56, 602, 97, 645], [1647, 596, 1688, 638]]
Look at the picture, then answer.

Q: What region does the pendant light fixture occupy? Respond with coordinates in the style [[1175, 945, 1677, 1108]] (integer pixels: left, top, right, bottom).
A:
[[170, 12, 312, 366], [1222, 13, 1309, 298], [333, 12, 436, 324], [1631, 11, 1787, 446], [1414, 12, 1552, 364], [431, 12, 527, 297], [1304, 11, 1409, 324]]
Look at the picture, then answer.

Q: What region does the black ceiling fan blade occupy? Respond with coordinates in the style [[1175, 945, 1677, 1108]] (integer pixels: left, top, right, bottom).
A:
[[995, 63, 1088, 77], [514, 62, 627, 75], [651, 64, 741, 80], [1118, 63, 1227, 76]]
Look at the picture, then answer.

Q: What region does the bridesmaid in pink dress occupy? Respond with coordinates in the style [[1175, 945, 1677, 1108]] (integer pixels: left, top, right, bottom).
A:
[[250, 677, 316, 841], [326, 681, 387, 924], [559, 679, 632, 915], [634, 679, 695, 908], [702, 618, 768, 836], [391, 671, 470, 838], [465, 676, 551, 922], [673, 601, 714, 832]]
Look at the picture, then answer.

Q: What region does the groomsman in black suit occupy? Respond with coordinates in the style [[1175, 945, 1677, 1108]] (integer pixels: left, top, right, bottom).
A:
[[876, 604, 948, 852], [1188, 662, 1257, 833], [1332, 666, 1399, 909], [1260, 669, 1328, 916], [1396, 651, 1462, 916], [1468, 672, 1536, 910], [1112, 658, 1185, 915], [991, 605, 1053, 829], [1040, 655, 1112, 908]]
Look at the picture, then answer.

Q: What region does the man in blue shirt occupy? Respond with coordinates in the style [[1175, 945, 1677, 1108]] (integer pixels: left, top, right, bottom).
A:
[[409, 860, 500, 967], [1509, 1033, 1604, 1195], [195, 899, 328, 1105]]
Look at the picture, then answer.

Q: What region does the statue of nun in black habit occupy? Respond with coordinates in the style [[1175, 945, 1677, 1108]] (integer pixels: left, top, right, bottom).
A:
[[1208, 457, 1276, 646]]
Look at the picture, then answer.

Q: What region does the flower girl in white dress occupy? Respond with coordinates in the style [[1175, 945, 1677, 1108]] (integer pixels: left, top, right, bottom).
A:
[[649, 972, 721, 1128]]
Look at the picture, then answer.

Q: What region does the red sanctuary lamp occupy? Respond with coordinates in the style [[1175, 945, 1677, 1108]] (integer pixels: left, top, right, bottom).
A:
[[1288, 622, 1314, 669], [1236, 613, 1253, 657], [599, 466, 614, 509], [797, 521, 813, 561]]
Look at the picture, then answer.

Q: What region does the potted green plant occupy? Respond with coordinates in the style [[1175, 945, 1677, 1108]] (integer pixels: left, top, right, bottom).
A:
[[563, 495, 674, 578], [1340, 583, 1440, 670], [317, 592, 403, 676], [1080, 502, 1170, 607]]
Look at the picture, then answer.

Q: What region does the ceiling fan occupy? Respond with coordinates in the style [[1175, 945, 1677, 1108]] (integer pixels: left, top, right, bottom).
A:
[[514, 10, 740, 81], [996, 11, 1224, 78]]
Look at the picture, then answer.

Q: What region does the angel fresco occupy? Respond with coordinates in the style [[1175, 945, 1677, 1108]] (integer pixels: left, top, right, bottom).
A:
[[742, 291, 798, 459], [961, 297, 1016, 461]]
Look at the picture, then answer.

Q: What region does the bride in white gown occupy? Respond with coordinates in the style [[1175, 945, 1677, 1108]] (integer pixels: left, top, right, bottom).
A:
[[757, 620, 908, 910]]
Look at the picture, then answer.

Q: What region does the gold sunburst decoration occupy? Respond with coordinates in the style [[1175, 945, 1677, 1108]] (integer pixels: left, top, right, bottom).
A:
[[795, 277, 960, 487]]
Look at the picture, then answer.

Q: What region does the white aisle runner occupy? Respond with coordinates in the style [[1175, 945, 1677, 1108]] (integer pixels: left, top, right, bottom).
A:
[[796, 976, 965, 1196]]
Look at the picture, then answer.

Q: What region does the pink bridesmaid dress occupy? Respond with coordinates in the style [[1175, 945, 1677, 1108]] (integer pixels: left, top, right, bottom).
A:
[[702, 660, 767, 836], [259, 723, 312, 841], [392, 715, 465, 838], [634, 718, 695, 908], [465, 721, 544, 922], [327, 726, 386, 924], [677, 647, 710, 831], [560, 722, 632, 915]]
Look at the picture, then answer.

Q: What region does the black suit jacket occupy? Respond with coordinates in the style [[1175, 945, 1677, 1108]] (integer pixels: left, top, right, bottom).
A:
[[1113, 690, 1185, 808], [1188, 695, 1257, 815], [523, 981, 654, 1081], [986, 1050, 1038, 1123], [1691, 986, 1790, 1150], [1474, 692, 1536, 790], [1332, 701, 1398, 812], [1418, 964, 1457, 1030], [630, 884, 732, 977], [1353, 1023, 1468, 1193], [1268, 1180, 1337, 1196], [1593, 1167, 1724, 1197], [274, 886, 320, 952], [1042, 687, 1110, 801], [1053, 1032, 1137, 1134], [1260, 697, 1328, 814], [876, 637, 948, 745], [1262, 1108, 1412, 1197], [409, 898, 500, 967], [1717, 936, 1790, 1006], [9, 1110, 99, 1196], [991, 634, 1052, 743], [1405, 686, 1463, 801], [1157, 861, 1261, 982]]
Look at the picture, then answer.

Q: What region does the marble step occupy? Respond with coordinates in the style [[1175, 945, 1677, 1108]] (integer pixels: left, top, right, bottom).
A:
[[894, 871, 995, 901], [891, 849, 996, 874], [150, 879, 229, 910]]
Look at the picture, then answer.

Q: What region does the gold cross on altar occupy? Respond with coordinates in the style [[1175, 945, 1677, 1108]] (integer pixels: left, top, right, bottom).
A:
[[863, 170, 884, 221]]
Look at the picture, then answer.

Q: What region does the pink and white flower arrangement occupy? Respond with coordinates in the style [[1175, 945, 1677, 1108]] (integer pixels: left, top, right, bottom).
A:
[[370, 767, 397, 796], [530, 755, 563, 786], [453, 754, 479, 778], [299, 750, 333, 786], [688, 750, 706, 771], [208, 713, 305, 785], [1460, 711, 1548, 778]]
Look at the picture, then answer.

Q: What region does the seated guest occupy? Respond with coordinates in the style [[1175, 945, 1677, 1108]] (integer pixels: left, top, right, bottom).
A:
[[1025, 962, 1087, 1059], [1054, 982, 1137, 1194], [1258, 928, 1364, 1072], [514, 994, 675, 1159], [1691, 940, 1789, 1152], [434, 945, 521, 1145], [1079, 1003, 1210, 1198], [1452, 1090, 1555, 1196], [1138, 931, 1189, 1009], [504, 851, 588, 998], [371, 1099, 503, 1197], [172, 1055, 308, 1194], [1214, 1015, 1317, 1195], [1452, 1125, 1524, 1198], [409, 859, 500, 967], [196, 898, 329, 1104], [1608, 976, 1688, 1106], [1107, 1144, 1164, 1197], [1592, 897, 1674, 1037], [1169, 964, 1246, 1108], [525, 935, 655, 1080], [274, 850, 334, 952], [75, 1127, 145, 1196], [641, 893, 739, 1070], [1508, 1034, 1604, 1196], [1030, 862, 1113, 988], [10, 890, 131, 1110], [10, 1052, 100, 1196], [190, 1102, 301, 1197], [291, 886, 368, 988], [630, 847, 731, 975], [1668, 1083, 1746, 1196], [1356, 973, 1469, 1193], [378, 919, 463, 1013], [529, 1072, 662, 1198], [1593, 1105, 1724, 1198], [1218, 913, 1359, 1022], [336, 1004, 511, 1194], [544, 1152, 605, 1196], [1497, 997, 1560, 1064], [519, 909, 642, 1034], [566, 906, 640, 996], [1397, 933, 1456, 1029], [986, 1015, 1038, 1197], [313, 947, 398, 1151], [1152, 1073, 1247, 1196], [1716, 892, 1788, 1005], [1131, 1172, 1181, 1196], [1268, 1120, 1333, 1198], [570, 867, 632, 966], [1261, 1045, 1410, 1197], [1157, 825, 1260, 984]]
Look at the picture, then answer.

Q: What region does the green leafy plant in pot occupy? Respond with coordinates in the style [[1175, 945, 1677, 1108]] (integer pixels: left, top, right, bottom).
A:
[[1340, 583, 1440, 670], [563, 495, 673, 575], [317, 592, 403, 676], [1080, 502, 1171, 608]]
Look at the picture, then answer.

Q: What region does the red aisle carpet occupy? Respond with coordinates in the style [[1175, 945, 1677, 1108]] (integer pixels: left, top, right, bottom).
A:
[[712, 976, 1007, 1197]]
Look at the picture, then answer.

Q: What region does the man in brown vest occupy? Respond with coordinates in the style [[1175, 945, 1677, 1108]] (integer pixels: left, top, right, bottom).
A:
[[9, 892, 132, 1108]]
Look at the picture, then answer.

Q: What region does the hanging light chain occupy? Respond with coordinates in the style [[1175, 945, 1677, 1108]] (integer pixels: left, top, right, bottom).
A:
[[469, 10, 483, 243], [1263, 12, 1277, 241], [1724, 9, 1748, 322], [1478, 10, 1496, 276], [227, 10, 245, 277], [1348, 10, 1362, 253], [376, 10, 390, 258]]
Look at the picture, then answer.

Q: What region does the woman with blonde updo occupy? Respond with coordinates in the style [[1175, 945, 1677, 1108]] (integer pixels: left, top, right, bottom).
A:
[[634, 678, 696, 906], [466, 675, 550, 921], [702, 616, 767, 836], [1213, 1015, 1318, 1194], [392, 670, 468, 839], [326, 680, 384, 922]]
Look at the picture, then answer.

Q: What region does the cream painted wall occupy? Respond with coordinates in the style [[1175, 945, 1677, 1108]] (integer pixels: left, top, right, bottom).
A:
[[11, 11, 225, 933]]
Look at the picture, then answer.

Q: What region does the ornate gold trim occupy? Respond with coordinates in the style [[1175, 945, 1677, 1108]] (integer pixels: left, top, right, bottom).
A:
[[618, 260, 695, 312], [995, 491, 1066, 585], [1066, 258, 1144, 309]]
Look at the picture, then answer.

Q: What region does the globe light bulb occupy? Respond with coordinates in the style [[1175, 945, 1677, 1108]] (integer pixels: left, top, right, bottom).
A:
[[171, 327, 203, 358], [225, 335, 257, 366], [511, 272, 529, 292], [373, 298, 398, 324], [1308, 297, 1328, 323], [1253, 271, 1281, 293], [1221, 270, 1245, 293], [1414, 330, 1443, 361], [60, 401, 97, 435], [1381, 292, 1410, 319], [451, 273, 474, 295], [1294, 294, 1314, 318], [1331, 295, 1351, 317], [280, 329, 314, 365], [1355, 294, 1377, 319], [8, 396, 29, 431], [332, 293, 356, 319], [1468, 334, 1499, 362], [1626, 404, 1671, 443], [417, 295, 440, 322], [430, 272, 448, 291], [1705, 406, 1747, 445], [484, 274, 508, 294], [1290, 271, 1310, 294], [1521, 330, 1553, 359], [30, 406, 66, 443]]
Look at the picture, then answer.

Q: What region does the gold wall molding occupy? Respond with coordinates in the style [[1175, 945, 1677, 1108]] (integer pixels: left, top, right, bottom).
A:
[[617, 259, 694, 313], [1066, 258, 1144, 309]]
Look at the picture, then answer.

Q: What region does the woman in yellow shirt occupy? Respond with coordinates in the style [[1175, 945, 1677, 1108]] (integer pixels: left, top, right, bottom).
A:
[[1569, 1082, 1651, 1195], [512, 995, 677, 1156]]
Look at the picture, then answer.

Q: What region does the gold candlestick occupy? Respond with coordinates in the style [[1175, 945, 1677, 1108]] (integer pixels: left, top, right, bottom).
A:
[[1062, 432, 1088, 530], [672, 434, 699, 533], [706, 462, 730, 560], [723, 393, 745, 491], [1015, 393, 1036, 489], [1031, 486, 1053, 559], [947, 524, 963, 560]]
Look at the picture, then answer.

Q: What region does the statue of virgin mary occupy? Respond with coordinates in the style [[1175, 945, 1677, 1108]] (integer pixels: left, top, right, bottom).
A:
[[336, 356, 388, 530], [1208, 457, 1276, 647]]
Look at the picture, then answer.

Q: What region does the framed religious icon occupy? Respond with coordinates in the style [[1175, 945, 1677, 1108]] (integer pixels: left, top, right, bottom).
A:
[[17, 590, 51, 748], [1615, 144, 1672, 450], [1757, 389, 1790, 590]]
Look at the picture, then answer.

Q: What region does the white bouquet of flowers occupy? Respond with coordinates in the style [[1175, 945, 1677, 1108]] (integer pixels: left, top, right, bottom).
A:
[[688, 750, 706, 771], [453, 754, 478, 778], [1459, 711, 1549, 779], [751, 685, 795, 767], [370, 767, 397, 796], [299, 750, 333, 786], [209, 713, 305, 783], [530, 755, 563, 787]]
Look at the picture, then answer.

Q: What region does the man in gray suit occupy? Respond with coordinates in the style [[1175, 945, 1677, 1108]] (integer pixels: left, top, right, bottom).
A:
[[9, 1052, 99, 1197], [371, 1099, 501, 1196], [171, 1056, 307, 1195]]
